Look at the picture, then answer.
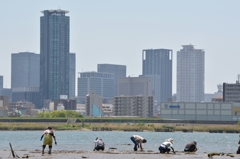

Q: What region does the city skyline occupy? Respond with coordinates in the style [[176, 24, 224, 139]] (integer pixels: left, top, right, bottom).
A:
[[1, 1, 240, 94]]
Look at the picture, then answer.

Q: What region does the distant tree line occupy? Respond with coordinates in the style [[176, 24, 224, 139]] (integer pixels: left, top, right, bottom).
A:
[[37, 110, 83, 118]]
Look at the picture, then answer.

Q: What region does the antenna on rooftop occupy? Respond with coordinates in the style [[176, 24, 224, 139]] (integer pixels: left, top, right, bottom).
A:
[[58, 6, 61, 10], [237, 74, 240, 84]]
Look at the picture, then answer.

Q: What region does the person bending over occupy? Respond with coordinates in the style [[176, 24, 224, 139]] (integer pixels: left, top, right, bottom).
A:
[[130, 135, 147, 151], [40, 127, 57, 155]]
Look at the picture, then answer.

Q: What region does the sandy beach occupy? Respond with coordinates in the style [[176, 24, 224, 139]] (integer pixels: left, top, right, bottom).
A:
[[1, 150, 239, 159]]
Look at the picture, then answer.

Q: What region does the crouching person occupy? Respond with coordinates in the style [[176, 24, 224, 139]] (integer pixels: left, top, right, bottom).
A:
[[159, 138, 175, 154], [94, 138, 105, 151], [184, 141, 197, 152]]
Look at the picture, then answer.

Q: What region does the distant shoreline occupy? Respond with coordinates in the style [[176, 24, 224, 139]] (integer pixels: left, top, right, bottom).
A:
[[0, 121, 239, 133]]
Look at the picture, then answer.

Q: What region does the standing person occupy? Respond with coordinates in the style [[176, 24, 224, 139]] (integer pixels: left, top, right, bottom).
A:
[[184, 141, 197, 152], [158, 138, 175, 154], [130, 135, 147, 151], [40, 127, 57, 155], [93, 137, 105, 151]]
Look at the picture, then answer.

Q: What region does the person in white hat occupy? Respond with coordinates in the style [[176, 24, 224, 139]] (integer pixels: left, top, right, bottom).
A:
[[158, 138, 175, 154]]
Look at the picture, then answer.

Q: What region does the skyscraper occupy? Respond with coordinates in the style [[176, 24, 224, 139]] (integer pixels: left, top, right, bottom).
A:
[[142, 49, 172, 104], [97, 64, 126, 96], [177, 45, 205, 102], [69, 53, 76, 99], [77, 72, 114, 104], [11, 52, 40, 88], [11, 52, 40, 108], [40, 9, 70, 106]]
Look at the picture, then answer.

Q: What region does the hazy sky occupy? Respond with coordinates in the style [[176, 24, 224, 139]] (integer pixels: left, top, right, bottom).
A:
[[1, 0, 240, 94]]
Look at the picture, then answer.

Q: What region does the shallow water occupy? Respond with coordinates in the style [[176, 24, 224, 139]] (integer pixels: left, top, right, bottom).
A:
[[1, 131, 239, 153]]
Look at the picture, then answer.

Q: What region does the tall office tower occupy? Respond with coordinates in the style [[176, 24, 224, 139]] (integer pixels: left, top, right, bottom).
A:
[[118, 76, 152, 96], [97, 64, 126, 96], [40, 9, 70, 106], [11, 52, 40, 108], [11, 52, 40, 88], [177, 45, 205, 102], [0, 76, 3, 90], [77, 72, 114, 104], [142, 49, 172, 104], [69, 53, 76, 99]]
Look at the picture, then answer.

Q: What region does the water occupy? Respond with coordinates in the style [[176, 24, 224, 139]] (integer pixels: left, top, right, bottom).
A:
[[1, 131, 239, 153]]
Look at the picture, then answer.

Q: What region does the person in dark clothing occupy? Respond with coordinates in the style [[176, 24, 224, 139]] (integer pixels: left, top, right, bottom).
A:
[[94, 138, 105, 151], [184, 141, 197, 152]]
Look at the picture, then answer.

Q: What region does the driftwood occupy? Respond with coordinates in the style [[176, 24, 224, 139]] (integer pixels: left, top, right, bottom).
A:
[[9, 143, 20, 158], [208, 152, 234, 158]]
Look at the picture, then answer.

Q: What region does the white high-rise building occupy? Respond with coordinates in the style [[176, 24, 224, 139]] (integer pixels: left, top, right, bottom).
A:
[[177, 45, 205, 102]]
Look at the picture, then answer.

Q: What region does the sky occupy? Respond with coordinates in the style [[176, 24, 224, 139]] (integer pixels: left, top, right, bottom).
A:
[[1, 0, 240, 94]]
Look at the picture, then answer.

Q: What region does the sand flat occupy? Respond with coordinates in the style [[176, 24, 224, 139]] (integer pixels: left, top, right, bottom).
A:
[[0, 150, 239, 159]]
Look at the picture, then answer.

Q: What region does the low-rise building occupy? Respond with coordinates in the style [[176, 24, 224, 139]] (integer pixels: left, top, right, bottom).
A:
[[54, 99, 76, 110], [102, 104, 113, 116], [9, 101, 35, 116], [160, 102, 240, 121], [0, 106, 8, 117], [85, 92, 102, 117], [76, 104, 86, 115], [223, 82, 240, 103]]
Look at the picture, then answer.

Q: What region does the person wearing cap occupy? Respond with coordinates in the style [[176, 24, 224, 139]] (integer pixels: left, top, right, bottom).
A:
[[184, 141, 197, 152], [93, 137, 105, 151], [40, 127, 57, 155], [130, 135, 147, 151], [159, 138, 175, 154]]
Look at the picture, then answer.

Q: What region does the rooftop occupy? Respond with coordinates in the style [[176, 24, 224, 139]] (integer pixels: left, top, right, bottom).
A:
[[41, 9, 69, 14]]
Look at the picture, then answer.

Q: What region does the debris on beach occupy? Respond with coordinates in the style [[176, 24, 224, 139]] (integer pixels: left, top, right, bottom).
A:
[[109, 147, 117, 149], [207, 152, 234, 158], [82, 155, 88, 158]]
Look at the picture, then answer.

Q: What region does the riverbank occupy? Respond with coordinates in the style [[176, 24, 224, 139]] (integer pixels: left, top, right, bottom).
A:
[[1, 150, 238, 159], [0, 122, 240, 133]]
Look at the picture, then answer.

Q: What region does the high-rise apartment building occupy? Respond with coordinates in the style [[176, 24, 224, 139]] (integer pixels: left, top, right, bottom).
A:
[[118, 77, 152, 96], [11, 52, 40, 108], [114, 95, 154, 117], [142, 49, 172, 104], [40, 9, 70, 106], [69, 53, 76, 99], [177, 45, 205, 102], [77, 72, 114, 104], [97, 64, 126, 96]]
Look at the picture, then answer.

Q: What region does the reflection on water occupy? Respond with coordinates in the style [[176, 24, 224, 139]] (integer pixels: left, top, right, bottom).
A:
[[1, 131, 238, 153]]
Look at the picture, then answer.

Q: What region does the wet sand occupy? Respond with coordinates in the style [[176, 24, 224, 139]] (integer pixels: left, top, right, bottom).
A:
[[1, 150, 239, 159]]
